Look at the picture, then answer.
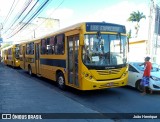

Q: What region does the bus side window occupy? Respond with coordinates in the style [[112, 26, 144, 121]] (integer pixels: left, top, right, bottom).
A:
[[26, 44, 29, 54], [41, 39, 47, 54], [47, 37, 55, 55], [54, 40, 58, 54], [31, 42, 34, 54], [47, 45, 52, 54], [54, 36, 58, 54], [50, 36, 55, 54], [55, 34, 64, 55], [26, 42, 34, 55], [46, 38, 50, 54], [19, 46, 22, 55]]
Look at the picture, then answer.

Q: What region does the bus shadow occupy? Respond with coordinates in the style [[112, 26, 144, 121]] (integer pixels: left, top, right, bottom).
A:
[[18, 70, 131, 98], [16, 68, 160, 96], [19, 70, 58, 89], [5, 65, 21, 70], [63, 86, 123, 99]]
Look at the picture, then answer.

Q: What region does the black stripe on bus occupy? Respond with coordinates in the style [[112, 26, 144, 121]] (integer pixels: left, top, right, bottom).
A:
[[40, 59, 66, 68]]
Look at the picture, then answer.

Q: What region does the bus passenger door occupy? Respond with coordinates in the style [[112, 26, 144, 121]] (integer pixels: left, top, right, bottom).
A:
[[68, 35, 79, 87], [35, 43, 40, 75]]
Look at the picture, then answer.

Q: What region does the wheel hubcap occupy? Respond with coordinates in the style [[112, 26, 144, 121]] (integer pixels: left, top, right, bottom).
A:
[[58, 76, 64, 85], [29, 68, 31, 75]]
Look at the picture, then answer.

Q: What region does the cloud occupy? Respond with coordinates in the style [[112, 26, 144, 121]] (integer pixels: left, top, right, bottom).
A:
[[0, 0, 13, 21], [69, 1, 149, 38], [85, 1, 149, 25], [45, 1, 150, 38], [46, 8, 74, 20], [0, 0, 35, 29], [1, 0, 150, 41], [45, 8, 74, 28]]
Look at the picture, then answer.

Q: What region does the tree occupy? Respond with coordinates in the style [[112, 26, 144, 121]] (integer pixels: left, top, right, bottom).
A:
[[127, 29, 132, 39], [1, 43, 11, 49], [127, 11, 146, 38]]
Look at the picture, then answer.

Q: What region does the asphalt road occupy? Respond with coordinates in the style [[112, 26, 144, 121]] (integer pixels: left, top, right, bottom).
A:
[[0, 63, 160, 122]]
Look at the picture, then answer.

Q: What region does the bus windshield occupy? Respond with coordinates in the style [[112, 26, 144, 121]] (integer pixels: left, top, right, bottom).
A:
[[83, 34, 127, 67]]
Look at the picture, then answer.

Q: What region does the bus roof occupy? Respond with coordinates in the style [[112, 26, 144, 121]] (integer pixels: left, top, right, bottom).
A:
[[18, 22, 126, 43]]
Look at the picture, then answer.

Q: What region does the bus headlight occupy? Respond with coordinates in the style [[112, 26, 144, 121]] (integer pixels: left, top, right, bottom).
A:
[[85, 73, 89, 77], [122, 71, 127, 77], [89, 76, 93, 79], [83, 72, 92, 79]]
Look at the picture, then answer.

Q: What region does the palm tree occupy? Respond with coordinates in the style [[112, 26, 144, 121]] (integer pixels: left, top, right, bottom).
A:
[[127, 11, 146, 38], [127, 29, 132, 39]]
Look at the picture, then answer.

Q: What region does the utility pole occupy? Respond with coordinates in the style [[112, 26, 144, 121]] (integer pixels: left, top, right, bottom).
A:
[[155, 4, 160, 57], [148, 0, 156, 62], [0, 23, 3, 62], [147, 0, 153, 57]]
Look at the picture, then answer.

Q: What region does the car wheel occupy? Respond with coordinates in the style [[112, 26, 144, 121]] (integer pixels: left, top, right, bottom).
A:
[[136, 80, 143, 92], [57, 72, 65, 90]]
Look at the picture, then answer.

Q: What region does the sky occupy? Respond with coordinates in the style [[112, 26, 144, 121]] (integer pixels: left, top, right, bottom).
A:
[[0, 0, 156, 42]]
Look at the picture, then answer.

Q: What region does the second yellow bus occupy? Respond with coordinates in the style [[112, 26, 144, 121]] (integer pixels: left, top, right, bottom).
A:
[[2, 44, 20, 68]]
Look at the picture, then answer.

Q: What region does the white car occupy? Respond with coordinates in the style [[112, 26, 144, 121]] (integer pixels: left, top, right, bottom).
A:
[[128, 62, 160, 92]]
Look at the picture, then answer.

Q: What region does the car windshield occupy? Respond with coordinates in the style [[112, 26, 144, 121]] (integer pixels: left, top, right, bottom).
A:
[[132, 62, 159, 72]]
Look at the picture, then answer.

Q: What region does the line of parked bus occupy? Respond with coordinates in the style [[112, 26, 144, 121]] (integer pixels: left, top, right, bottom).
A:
[[2, 44, 20, 68], [1, 22, 129, 90]]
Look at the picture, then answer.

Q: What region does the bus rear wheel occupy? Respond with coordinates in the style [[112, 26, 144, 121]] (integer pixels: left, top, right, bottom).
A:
[[57, 72, 65, 90], [12, 62, 15, 68], [28, 66, 32, 76]]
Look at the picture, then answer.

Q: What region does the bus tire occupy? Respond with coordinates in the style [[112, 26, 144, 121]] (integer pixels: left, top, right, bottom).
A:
[[57, 72, 65, 90], [12, 62, 15, 68], [28, 65, 32, 76]]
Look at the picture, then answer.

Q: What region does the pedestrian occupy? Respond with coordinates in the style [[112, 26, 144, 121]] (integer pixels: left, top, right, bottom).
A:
[[139, 56, 152, 95]]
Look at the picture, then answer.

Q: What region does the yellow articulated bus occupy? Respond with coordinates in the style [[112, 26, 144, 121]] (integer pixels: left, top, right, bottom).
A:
[[2, 44, 20, 68], [19, 22, 129, 90]]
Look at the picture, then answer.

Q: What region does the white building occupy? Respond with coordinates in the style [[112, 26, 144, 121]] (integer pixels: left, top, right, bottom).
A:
[[13, 17, 60, 43]]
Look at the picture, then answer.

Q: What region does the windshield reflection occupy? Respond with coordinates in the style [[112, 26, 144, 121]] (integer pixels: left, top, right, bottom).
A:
[[82, 34, 127, 67]]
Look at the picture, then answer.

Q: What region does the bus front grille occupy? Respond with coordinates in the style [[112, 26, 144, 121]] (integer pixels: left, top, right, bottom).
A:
[[97, 69, 121, 75]]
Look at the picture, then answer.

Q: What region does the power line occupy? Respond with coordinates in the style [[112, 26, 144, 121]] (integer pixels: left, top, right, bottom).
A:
[[3, 0, 20, 28], [18, 0, 64, 38], [3, 0, 33, 34], [23, 0, 64, 38], [34, 0, 64, 30], [7, 0, 51, 39], [6, 0, 40, 37]]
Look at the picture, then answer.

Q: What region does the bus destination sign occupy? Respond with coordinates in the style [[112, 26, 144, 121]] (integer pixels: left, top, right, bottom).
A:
[[86, 23, 126, 33]]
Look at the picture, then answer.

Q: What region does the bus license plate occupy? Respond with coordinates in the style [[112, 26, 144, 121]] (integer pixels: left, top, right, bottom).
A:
[[108, 82, 113, 86]]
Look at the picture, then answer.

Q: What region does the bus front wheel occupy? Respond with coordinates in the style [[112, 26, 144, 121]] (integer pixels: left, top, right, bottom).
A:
[[57, 72, 65, 90]]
